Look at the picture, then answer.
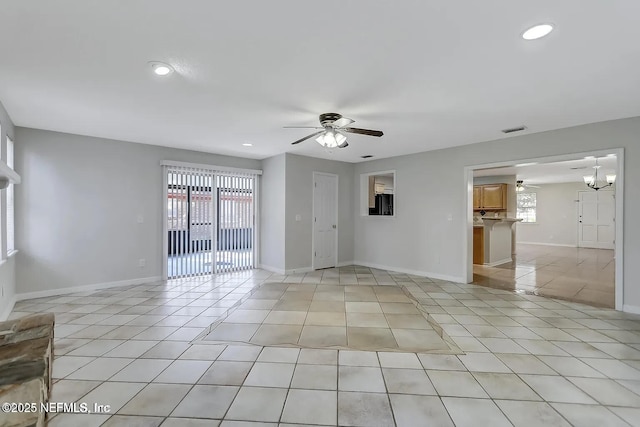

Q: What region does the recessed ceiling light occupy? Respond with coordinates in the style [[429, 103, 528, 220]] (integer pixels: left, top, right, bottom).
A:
[[149, 61, 174, 76], [522, 24, 554, 40], [242, 143, 253, 147]]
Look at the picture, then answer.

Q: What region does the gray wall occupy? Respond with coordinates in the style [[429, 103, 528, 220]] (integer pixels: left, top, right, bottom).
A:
[[284, 153, 354, 271], [516, 182, 614, 247], [260, 154, 286, 271], [354, 117, 640, 310], [0, 99, 16, 317], [14, 127, 261, 294]]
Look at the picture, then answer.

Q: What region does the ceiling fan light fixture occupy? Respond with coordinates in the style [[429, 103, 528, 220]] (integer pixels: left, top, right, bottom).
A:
[[522, 23, 554, 40], [316, 130, 347, 148], [606, 174, 616, 184]]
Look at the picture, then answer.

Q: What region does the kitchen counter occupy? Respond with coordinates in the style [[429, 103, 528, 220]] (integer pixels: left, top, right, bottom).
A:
[[475, 218, 522, 266]]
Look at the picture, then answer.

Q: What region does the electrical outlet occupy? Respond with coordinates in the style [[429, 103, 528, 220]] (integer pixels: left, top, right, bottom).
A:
[[138, 258, 146, 268]]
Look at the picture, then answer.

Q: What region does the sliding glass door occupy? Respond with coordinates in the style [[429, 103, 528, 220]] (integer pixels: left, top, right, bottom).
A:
[[164, 166, 258, 279]]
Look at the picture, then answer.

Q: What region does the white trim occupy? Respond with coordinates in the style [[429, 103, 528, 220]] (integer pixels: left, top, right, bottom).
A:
[[622, 304, 640, 315], [517, 242, 577, 248], [485, 258, 513, 267], [162, 167, 169, 280], [286, 267, 314, 275], [312, 172, 339, 270], [337, 260, 355, 267], [161, 160, 262, 175], [0, 295, 16, 321], [463, 147, 625, 311], [258, 264, 286, 275], [354, 260, 464, 283], [15, 276, 162, 301]]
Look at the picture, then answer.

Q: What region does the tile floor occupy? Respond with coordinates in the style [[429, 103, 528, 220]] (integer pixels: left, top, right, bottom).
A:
[[8, 265, 640, 426], [473, 244, 615, 308]]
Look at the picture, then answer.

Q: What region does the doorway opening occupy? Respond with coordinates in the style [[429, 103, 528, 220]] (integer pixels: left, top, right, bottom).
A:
[[163, 164, 259, 279], [464, 149, 624, 310]]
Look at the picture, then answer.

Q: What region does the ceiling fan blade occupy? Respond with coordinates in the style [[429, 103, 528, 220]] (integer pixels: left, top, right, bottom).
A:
[[332, 117, 355, 128], [342, 127, 384, 137], [283, 126, 324, 129], [291, 131, 325, 145]]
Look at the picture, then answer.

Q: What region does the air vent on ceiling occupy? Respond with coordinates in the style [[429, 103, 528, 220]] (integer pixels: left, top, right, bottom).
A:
[[570, 166, 587, 170], [361, 155, 374, 159], [501, 125, 527, 134]]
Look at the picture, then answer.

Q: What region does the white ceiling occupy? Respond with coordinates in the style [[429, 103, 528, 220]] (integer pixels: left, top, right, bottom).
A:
[[474, 155, 618, 184], [1, 1, 640, 163]]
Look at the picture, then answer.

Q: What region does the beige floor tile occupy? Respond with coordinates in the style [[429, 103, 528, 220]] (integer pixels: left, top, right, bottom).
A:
[[178, 344, 226, 361], [257, 347, 300, 363], [390, 394, 454, 427], [307, 311, 347, 326], [339, 350, 379, 367], [53, 355, 96, 378], [198, 360, 253, 385], [426, 370, 488, 398], [338, 391, 394, 427], [280, 389, 337, 425], [101, 415, 164, 427], [103, 340, 158, 358], [171, 385, 239, 419], [249, 324, 303, 346], [298, 348, 338, 365], [378, 352, 422, 369], [347, 327, 398, 349], [520, 375, 597, 404], [273, 299, 312, 311], [119, 383, 191, 416], [111, 358, 172, 382], [66, 357, 134, 381], [217, 345, 262, 361], [153, 360, 212, 384], [50, 379, 102, 403], [418, 354, 467, 371], [225, 386, 287, 422], [308, 300, 346, 312], [495, 353, 556, 375], [568, 377, 640, 406], [140, 341, 190, 359], [473, 372, 541, 400], [385, 314, 433, 329], [441, 397, 512, 427], [339, 366, 386, 392], [496, 400, 571, 427], [291, 364, 337, 390], [299, 325, 347, 347], [244, 362, 295, 388], [204, 323, 260, 342], [82, 381, 147, 412], [382, 368, 436, 395], [392, 329, 449, 351], [262, 310, 307, 325], [551, 403, 629, 427], [345, 302, 383, 313], [48, 414, 110, 427]]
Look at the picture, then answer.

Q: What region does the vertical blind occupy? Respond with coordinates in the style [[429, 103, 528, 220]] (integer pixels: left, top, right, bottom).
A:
[[163, 162, 260, 279]]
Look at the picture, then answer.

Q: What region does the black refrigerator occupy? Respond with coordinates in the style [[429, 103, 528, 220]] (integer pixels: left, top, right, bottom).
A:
[[369, 194, 393, 216]]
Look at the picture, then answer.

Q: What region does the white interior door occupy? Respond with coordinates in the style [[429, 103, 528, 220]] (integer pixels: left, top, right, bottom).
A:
[[313, 172, 338, 269], [578, 190, 615, 249]]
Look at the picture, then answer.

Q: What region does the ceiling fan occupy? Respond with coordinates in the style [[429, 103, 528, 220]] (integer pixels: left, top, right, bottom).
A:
[[516, 180, 540, 192], [285, 113, 383, 148]]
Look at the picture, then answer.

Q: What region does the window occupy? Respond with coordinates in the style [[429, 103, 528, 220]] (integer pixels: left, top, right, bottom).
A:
[[6, 136, 15, 253], [360, 171, 395, 216], [517, 192, 537, 223]]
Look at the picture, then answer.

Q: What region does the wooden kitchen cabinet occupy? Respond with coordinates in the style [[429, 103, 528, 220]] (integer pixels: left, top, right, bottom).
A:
[[473, 227, 484, 264], [473, 184, 507, 210], [473, 186, 482, 210]]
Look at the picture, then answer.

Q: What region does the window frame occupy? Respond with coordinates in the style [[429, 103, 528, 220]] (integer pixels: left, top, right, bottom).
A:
[[516, 191, 537, 224]]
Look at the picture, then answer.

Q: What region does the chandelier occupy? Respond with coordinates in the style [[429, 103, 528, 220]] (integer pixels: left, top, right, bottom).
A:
[[583, 158, 615, 191]]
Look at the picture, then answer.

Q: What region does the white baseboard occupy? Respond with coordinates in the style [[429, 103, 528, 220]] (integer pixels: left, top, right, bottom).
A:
[[623, 304, 640, 315], [285, 267, 313, 274], [0, 295, 17, 321], [517, 242, 576, 248], [16, 276, 162, 302], [486, 258, 513, 267], [337, 260, 355, 267], [353, 260, 465, 283], [258, 264, 286, 275]]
